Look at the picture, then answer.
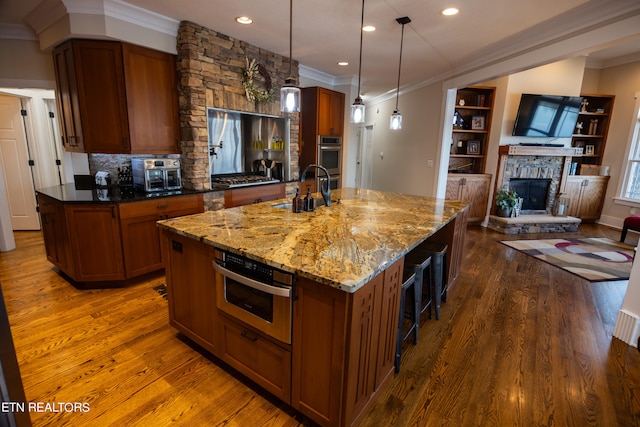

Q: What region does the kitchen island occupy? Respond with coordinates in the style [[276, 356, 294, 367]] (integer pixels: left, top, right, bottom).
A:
[[158, 188, 469, 426]]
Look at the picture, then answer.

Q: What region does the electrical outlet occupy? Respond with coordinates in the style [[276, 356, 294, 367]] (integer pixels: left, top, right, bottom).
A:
[[427, 160, 434, 168]]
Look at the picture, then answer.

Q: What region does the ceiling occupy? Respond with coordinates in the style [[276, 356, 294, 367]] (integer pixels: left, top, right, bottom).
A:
[[3, 0, 640, 100]]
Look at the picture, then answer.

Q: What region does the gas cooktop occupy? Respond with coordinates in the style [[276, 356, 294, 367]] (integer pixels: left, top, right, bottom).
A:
[[211, 173, 280, 189]]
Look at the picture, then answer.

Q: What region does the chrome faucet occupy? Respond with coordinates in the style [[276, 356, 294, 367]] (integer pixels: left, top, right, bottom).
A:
[[300, 164, 331, 207]]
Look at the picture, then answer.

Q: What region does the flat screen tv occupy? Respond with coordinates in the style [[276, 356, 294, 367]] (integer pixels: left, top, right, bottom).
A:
[[512, 94, 583, 138]]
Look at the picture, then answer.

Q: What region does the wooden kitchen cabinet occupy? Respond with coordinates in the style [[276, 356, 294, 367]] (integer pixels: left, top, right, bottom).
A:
[[302, 87, 345, 138], [122, 43, 180, 154], [564, 175, 609, 222], [218, 313, 291, 402], [291, 258, 403, 427], [446, 173, 491, 224], [53, 40, 128, 153], [65, 203, 125, 282], [162, 230, 218, 355], [120, 195, 204, 277], [53, 39, 180, 154], [38, 194, 72, 272], [37, 191, 203, 286], [224, 183, 286, 208]]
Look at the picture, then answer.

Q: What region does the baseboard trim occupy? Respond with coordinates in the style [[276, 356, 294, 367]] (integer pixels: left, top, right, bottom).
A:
[[613, 309, 640, 347]]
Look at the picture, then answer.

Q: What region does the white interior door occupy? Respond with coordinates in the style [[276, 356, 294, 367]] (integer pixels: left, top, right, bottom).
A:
[[0, 94, 40, 230], [357, 124, 374, 190]]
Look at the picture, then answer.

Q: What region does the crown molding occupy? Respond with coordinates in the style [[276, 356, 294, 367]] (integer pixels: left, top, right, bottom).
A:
[[0, 24, 38, 41], [24, 0, 178, 38]]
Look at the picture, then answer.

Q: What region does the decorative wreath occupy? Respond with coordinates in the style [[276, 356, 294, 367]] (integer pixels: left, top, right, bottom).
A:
[[242, 58, 275, 103]]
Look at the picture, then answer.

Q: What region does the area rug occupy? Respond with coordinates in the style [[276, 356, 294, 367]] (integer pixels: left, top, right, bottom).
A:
[[500, 237, 635, 282]]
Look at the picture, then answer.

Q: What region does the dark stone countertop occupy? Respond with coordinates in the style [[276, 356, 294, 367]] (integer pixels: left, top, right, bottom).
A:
[[35, 183, 207, 204]]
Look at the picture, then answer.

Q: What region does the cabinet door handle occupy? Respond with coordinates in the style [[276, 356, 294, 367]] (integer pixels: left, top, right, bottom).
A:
[[157, 204, 169, 210], [110, 205, 116, 218], [241, 330, 258, 343], [122, 137, 128, 148]]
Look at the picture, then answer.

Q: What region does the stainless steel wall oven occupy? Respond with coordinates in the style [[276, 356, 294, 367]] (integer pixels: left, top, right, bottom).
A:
[[318, 136, 342, 176]]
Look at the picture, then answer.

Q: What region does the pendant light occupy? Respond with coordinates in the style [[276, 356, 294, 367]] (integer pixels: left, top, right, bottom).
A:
[[390, 17, 411, 130], [281, 0, 300, 113], [350, 0, 366, 124]]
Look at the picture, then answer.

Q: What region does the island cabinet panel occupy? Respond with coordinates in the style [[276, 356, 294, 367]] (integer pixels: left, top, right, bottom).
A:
[[292, 278, 348, 425], [120, 195, 203, 277], [450, 207, 469, 286], [218, 313, 292, 402], [292, 258, 403, 427], [162, 230, 218, 355], [65, 204, 125, 281]]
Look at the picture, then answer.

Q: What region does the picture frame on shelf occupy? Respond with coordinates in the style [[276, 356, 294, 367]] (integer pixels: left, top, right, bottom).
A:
[[467, 141, 480, 155], [585, 144, 595, 155], [471, 115, 485, 130]]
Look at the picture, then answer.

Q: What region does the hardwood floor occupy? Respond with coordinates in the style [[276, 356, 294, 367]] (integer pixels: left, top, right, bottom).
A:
[[1, 224, 638, 426]]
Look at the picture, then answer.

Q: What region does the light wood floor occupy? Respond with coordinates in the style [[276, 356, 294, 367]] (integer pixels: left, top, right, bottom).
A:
[[1, 224, 639, 426]]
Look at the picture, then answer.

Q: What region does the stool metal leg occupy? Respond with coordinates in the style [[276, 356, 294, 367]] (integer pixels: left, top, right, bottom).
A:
[[432, 253, 443, 320]]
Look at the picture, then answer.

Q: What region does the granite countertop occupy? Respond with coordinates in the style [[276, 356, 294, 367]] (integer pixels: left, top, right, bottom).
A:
[[36, 183, 205, 203], [157, 188, 469, 293]]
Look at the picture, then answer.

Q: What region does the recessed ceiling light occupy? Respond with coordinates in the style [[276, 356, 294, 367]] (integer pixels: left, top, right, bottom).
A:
[[441, 7, 459, 16], [236, 16, 253, 24], [363, 25, 376, 32], [338, 61, 349, 66]]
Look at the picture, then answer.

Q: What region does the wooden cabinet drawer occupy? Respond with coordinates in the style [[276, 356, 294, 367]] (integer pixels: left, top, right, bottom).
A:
[[224, 183, 285, 208], [119, 194, 202, 218], [219, 313, 291, 402]]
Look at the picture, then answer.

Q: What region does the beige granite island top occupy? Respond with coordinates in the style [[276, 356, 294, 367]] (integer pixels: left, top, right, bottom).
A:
[[157, 188, 469, 293]]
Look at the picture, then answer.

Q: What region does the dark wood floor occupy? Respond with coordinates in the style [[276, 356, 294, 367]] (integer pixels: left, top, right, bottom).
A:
[[1, 224, 639, 426]]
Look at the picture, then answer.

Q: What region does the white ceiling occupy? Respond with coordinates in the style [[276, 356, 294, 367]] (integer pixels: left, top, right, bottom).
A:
[[3, 0, 640, 99]]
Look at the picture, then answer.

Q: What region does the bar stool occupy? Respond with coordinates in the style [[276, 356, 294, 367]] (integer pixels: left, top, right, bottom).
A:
[[394, 269, 420, 373], [405, 249, 433, 319], [416, 241, 448, 320]]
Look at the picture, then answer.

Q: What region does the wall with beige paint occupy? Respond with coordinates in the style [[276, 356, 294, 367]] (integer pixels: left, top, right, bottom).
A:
[[0, 40, 55, 89], [589, 61, 640, 229]]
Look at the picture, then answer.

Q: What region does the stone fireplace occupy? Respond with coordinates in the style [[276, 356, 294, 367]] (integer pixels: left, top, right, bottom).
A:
[[489, 145, 583, 233]]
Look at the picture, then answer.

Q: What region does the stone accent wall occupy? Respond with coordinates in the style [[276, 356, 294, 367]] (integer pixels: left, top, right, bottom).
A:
[[501, 155, 564, 213], [176, 21, 300, 210]]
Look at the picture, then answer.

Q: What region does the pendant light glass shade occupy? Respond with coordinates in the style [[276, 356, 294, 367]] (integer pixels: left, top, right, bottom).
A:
[[281, 78, 300, 113], [281, 0, 300, 113], [389, 110, 402, 130], [390, 17, 410, 130], [351, 96, 365, 124], [350, 0, 366, 124]]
